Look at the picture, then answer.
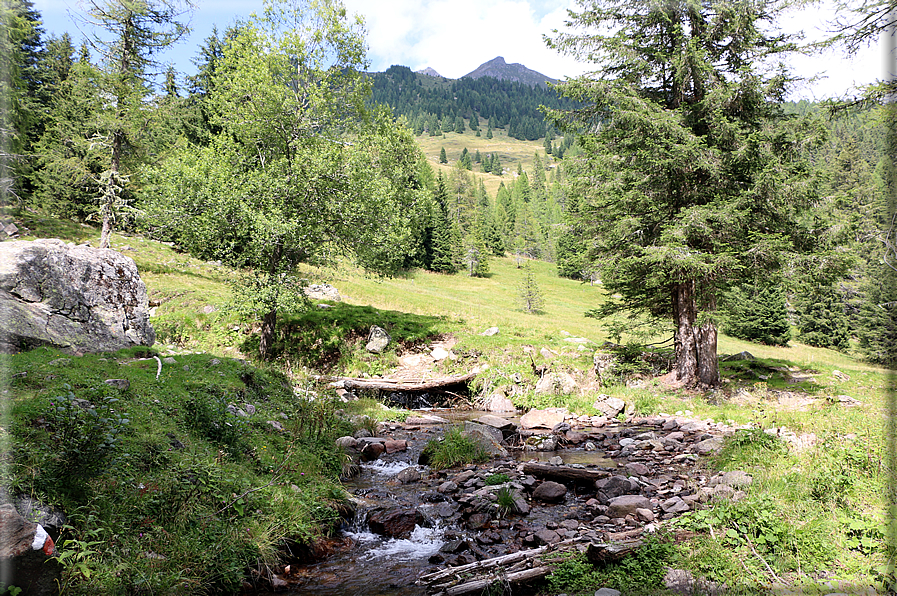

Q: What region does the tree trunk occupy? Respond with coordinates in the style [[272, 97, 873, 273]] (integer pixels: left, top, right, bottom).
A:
[[259, 308, 277, 360], [672, 281, 719, 387], [673, 281, 698, 383]]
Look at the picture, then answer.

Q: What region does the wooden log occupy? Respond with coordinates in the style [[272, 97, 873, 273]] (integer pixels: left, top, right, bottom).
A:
[[522, 462, 611, 483], [585, 539, 644, 564], [336, 372, 478, 392], [436, 566, 551, 596]]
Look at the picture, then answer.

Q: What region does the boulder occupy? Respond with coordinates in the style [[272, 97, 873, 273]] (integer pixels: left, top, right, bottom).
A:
[[534, 372, 579, 395], [660, 496, 690, 514], [475, 415, 515, 432], [394, 467, 421, 485], [0, 239, 155, 353], [532, 481, 567, 503], [624, 462, 650, 476], [592, 395, 626, 418], [383, 440, 408, 454], [367, 508, 424, 538], [606, 495, 651, 518], [484, 393, 516, 413], [480, 327, 499, 336], [462, 427, 508, 457], [303, 283, 341, 301], [365, 326, 391, 354], [520, 408, 567, 430], [431, 346, 450, 360]]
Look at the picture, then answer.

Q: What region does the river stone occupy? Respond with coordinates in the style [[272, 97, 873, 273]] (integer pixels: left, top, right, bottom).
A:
[[384, 440, 408, 453], [0, 239, 155, 354], [596, 475, 639, 499], [367, 508, 424, 538], [484, 393, 516, 412], [405, 414, 450, 425], [512, 493, 530, 515], [636, 508, 655, 522], [534, 528, 561, 545], [625, 462, 650, 476], [533, 481, 567, 503], [606, 495, 650, 518], [679, 421, 709, 433], [335, 436, 357, 449], [462, 427, 508, 457], [520, 408, 567, 430], [475, 415, 515, 431], [664, 568, 726, 595], [394, 467, 421, 485], [433, 502, 457, 518], [694, 437, 724, 455], [365, 326, 391, 354], [437, 481, 458, 493], [596, 589, 622, 596], [464, 421, 503, 444], [593, 395, 625, 418], [660, 496, 690, 514]]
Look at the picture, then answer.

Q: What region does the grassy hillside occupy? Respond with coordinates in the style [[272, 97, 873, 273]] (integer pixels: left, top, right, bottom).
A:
[[5, 211, 893, 594], [414, 128, 551, 196]]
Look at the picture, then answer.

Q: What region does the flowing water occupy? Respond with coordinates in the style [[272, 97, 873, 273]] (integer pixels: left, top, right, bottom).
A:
[[266, 410, 622, 595]]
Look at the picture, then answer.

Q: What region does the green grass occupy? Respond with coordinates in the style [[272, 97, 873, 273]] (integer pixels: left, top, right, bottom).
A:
[[420, 426, 489, 470], [4, 208, 894, 593]]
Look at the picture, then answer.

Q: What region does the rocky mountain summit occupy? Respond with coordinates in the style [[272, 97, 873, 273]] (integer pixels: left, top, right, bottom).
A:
[[462, 56, 556, 87]]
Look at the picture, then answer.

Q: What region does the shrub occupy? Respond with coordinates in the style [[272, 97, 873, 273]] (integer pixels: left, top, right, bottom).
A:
[[485, 473, 510, 486], [421, 427, 489, 470]]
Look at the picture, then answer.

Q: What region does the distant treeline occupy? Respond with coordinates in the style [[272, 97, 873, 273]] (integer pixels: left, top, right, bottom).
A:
[[367, 65, 579, 141]]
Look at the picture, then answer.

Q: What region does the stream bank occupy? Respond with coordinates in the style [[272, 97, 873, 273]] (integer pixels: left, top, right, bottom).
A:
[[256, 408, 754, 595]]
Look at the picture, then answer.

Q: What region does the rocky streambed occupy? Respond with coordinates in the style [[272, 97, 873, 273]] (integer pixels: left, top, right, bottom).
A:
[[266, 409, 754, 595]]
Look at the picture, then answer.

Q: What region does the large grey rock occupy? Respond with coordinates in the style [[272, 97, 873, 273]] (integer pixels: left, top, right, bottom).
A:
[[0, 504, 60, 595], [303, 283, 341, 301], [484, 393, 516, 412], [462, 427, 508, 457], [0, 239, 155, 353], [593, 394, 625, 418], [365, 326, 391, 353], [520, 408, 567, 430], [606, 495, 650, 518], [475, 415, 515, 431], [534, 372, 579, 395], [532, 481, 567, 503], [367, 508, 424, 538]]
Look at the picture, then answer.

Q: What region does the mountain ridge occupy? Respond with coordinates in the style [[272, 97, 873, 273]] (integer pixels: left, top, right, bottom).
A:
[[411, 56, 556, 88]]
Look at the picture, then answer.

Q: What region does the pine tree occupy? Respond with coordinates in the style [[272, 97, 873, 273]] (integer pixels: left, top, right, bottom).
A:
[[439, 146, 447, 164], [486, 124, 493, 139], [459, 147, 472, 170], [428, 176, 460, 273], [454, 116, 465, 134], [517, 262, 545, 313]]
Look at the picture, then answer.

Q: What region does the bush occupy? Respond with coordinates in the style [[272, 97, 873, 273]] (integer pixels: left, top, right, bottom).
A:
[[421, 427, 489, 470]]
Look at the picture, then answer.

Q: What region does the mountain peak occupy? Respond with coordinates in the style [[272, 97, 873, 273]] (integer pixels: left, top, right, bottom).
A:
[[416, 67, 443, 78], [462, 57, 555, 88]]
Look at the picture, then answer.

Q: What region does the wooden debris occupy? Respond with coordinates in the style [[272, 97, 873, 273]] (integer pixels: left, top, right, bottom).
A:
[[522, 462, 611, 483], [586, 539, 644, 563], [332, 372, 478, 392], [418, 538, 585, 595]]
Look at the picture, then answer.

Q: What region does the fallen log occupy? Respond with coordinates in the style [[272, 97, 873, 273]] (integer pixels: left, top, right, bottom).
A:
[[419, 538, 584, 595], [586, 539, 644, 563], [333, 372, 478, 392], [522, 462, 611, 483]]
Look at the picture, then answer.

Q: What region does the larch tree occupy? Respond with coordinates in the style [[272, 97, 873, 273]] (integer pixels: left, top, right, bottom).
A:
[[82, 0, 193, 249], [545, 0, 830, 387], [141, 0, 431, 359]]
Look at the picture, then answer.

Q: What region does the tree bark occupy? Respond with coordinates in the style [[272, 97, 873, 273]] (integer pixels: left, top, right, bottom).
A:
[[259, 308, 277, 360], [672, 281, 719, 387], [673, 281, 698, 384]]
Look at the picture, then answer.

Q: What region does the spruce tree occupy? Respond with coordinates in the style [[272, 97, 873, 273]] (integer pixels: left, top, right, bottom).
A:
[[795, 285, 850, 350], [721, 284, 791, 346], [518, 262, 545, 313], [439, 146, 447, 164]]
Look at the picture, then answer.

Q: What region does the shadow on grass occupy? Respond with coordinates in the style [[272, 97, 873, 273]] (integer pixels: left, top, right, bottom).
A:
[[9, 209, 96, 244], [719, 356, 827, 394], [243, 302, 450, 370]]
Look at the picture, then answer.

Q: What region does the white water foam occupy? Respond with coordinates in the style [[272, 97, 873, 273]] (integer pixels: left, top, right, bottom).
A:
[[361, 460, 416, 476], [345, 525, 445, 562]]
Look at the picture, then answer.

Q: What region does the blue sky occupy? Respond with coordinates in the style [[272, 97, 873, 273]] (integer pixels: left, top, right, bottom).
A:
[[32, 0, 884, 101]]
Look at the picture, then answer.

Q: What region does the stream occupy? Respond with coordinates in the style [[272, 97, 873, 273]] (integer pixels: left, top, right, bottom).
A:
[[267, 410, 622, 596]]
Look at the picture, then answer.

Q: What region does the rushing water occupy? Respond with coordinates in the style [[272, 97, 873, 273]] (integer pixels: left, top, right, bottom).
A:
[[266, 410, 622, 595]]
